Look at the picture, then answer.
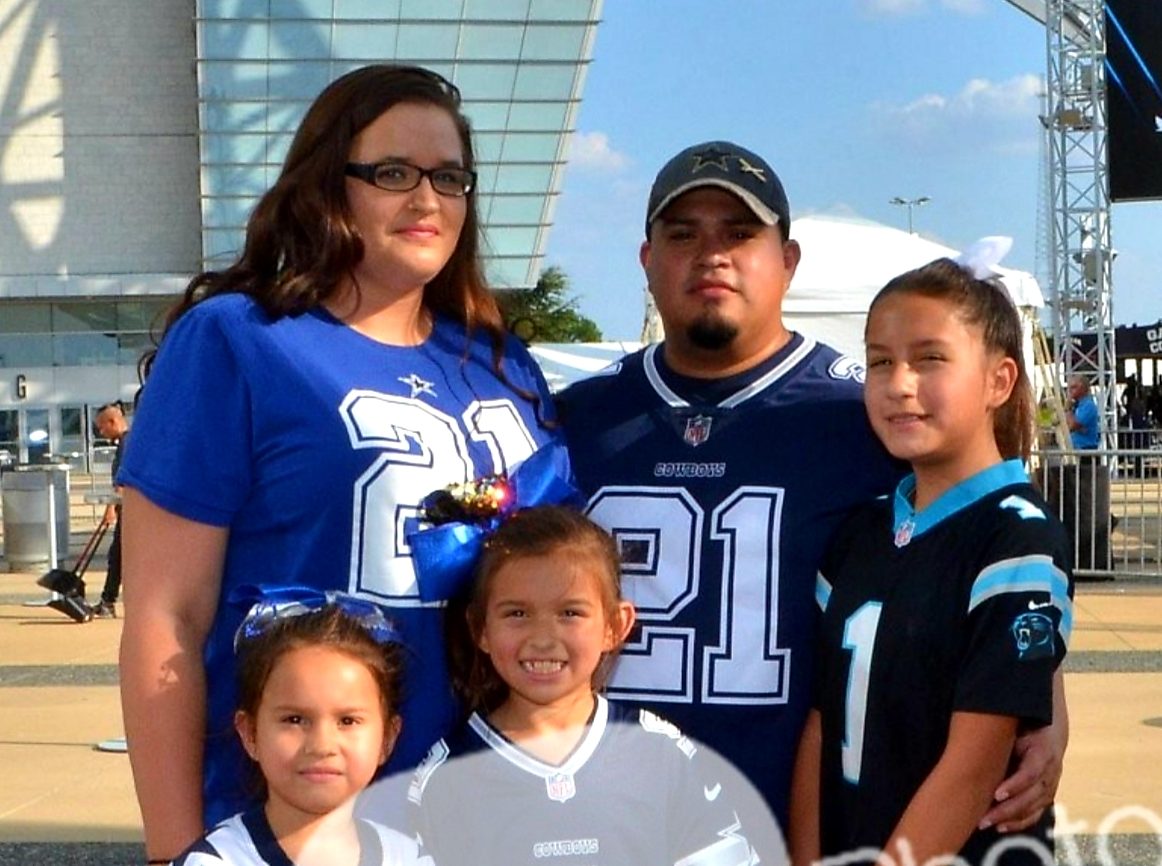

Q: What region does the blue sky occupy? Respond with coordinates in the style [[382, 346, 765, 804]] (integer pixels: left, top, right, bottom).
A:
[[542, 0, 1160, 341]]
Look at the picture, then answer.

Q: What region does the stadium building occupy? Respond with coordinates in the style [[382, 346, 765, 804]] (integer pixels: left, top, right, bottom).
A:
[[0, 0, 602, 467]]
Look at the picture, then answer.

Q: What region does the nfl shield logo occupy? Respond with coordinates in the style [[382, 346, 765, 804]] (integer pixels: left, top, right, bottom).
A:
[[894, 519, 915, 548], [545, 772, 576, 803], [683, 415, 713, 447]]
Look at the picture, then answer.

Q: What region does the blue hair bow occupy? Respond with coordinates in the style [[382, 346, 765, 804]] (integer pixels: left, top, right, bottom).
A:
[[228, 584, 403, 652], [407, 442, 583, 603]]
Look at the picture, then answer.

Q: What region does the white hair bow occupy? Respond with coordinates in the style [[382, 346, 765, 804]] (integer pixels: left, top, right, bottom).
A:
[[955, 236, 1013, 280]]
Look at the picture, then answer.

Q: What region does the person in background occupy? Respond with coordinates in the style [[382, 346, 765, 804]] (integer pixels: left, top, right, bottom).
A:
[[1066, 374, 1099, 451], [1062, 374, 1112, 572], [92, 402, 128, 619]]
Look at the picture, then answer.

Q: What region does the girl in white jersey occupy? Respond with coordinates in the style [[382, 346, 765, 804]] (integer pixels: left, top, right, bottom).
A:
[[173, 593, 430, 866]]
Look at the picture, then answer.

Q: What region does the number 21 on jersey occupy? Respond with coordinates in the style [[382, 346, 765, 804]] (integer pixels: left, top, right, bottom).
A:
[[586, 485, 790, 706]]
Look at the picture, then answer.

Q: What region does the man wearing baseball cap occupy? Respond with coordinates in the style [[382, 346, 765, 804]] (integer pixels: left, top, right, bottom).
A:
[[561, 140, 1065, 842]]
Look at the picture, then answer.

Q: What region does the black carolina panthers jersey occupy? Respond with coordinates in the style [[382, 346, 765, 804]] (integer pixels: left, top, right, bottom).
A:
[[561, 336, 901, 830], [408, 697, 758, 866], [815, 460, 1072, 866]]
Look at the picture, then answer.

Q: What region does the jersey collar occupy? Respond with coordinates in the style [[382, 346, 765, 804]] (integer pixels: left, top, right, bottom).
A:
[[892, 459, 1028, 546], [467, 694, 609, 778], [643, 334, 816, 409], [240, 804, 383, 866]]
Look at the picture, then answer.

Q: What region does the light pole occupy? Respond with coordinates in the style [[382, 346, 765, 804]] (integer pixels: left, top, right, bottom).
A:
[[889, 195, 931, 234]]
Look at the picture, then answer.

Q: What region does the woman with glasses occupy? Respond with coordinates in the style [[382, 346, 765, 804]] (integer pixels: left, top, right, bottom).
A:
[[117, 65, 556, 864]]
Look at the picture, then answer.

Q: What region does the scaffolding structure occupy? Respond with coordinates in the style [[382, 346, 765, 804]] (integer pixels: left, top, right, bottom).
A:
[[1042, 0, 1118, 447]]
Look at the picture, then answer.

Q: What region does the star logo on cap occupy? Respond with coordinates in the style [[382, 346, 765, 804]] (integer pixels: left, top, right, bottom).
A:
[[738, 157, 767, 183], [690, 146, 730, 173]]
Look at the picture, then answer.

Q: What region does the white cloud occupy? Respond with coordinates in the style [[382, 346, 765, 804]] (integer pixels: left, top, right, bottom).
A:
[[870, 74, 1044, 153], [566, 131, 629, 172], [876, 73, 1044, 124], [800, 202, 865, 219], [859, 0, 925, 14], [941, 0, 986, 12]]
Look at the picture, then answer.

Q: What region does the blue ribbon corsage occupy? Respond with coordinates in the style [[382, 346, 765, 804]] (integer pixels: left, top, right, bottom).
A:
[[407, 442, 583, 603]]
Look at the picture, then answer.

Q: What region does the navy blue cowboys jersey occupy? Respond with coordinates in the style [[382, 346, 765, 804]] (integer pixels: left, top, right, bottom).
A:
[[409, 697, 758, 866], [815, 460, 1072, 866], [560, 335, 902, 830]]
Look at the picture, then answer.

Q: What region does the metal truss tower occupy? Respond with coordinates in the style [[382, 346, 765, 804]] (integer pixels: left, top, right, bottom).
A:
[[1043, 0, 1117, 445]]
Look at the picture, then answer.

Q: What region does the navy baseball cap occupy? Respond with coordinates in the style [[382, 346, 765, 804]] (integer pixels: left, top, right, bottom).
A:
[[645, 140, 790, 235]]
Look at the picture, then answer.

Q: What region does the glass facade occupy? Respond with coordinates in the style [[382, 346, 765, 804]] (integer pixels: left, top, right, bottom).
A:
[[0, 299, 171, 369], [196, 0, 602, 289]]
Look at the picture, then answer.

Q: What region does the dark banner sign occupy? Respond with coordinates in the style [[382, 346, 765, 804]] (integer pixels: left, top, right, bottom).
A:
[[1066, 323, 1162, 358], [1106, 0, 1162, 202]]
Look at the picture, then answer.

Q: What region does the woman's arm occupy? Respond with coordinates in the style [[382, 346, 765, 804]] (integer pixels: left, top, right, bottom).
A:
[[788, 709, 823, 866], [982, 668, 1069, 832], [883, 712, 1018, 864], [119, 488, 228, 862]]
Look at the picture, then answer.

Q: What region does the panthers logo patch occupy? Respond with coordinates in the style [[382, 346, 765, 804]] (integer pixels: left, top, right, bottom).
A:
[[1010, 612, 1055, 661]]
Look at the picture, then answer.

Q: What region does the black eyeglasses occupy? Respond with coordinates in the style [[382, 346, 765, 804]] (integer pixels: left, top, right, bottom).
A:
[[345, 160, 476, 197]]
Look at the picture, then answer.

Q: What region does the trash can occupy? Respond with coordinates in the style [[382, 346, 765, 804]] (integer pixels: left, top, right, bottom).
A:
[[1, 464, 71, 572]]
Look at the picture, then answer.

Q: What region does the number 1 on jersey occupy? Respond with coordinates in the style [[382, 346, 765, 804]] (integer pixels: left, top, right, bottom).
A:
[[841, 602, 882, 784]]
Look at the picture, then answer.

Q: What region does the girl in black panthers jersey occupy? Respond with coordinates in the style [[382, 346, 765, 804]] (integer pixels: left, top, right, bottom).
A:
[[791, 255, 1072, 866]]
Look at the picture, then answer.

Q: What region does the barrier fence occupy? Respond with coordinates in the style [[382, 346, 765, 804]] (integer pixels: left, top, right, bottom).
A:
[[3, 447, 1159, 580], [1031, 445, 1162, 580]]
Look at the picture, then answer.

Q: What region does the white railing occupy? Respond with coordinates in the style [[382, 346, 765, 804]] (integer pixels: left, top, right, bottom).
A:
[[1031, 446, 1162, 579]]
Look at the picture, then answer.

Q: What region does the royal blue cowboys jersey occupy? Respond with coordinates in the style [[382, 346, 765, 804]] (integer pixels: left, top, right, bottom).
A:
[[409, 697, 759, 866], [560, 334, 901, 830], [172, 807, 430, 866], [815, 460, 1072, 866], [120, 294, 555, 826]]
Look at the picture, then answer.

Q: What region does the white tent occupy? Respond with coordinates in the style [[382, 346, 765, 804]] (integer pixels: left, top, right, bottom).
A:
[[532, 215, 1045, 390], [785, 215, 1044, 359], [529, 342, 642, 392]]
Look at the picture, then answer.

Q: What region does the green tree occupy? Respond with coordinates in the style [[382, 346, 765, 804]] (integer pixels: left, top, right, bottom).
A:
[[499, 266, 602, 343]]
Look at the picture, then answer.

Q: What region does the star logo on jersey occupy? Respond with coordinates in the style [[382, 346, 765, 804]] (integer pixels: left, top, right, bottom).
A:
[[690, 146, 731, 173], [683, 414, 713, 447], [398, 373, 436, 400], [545, 771, 577, 803]]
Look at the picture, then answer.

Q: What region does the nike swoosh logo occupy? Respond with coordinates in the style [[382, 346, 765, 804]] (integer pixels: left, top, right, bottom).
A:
[[1028, 600, 1053, 611], [704, 783, 722, 801]]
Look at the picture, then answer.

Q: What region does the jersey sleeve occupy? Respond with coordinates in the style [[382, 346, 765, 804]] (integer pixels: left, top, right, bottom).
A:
[[170, 845, 225, 866], [633, 712, 758, 866], [503, 334, 557, 415], [954, 502, 1072, 726], [117, 301, 255, 526], [406, 738, 453, 864], [364, 819, 436, 866]]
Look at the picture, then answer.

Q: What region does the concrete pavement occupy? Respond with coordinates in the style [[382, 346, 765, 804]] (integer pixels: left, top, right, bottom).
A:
[[1, 555, 1160, 864]]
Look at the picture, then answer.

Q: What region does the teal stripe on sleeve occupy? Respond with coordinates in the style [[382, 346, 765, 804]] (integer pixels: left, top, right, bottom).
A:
[[969, 554, 1072, 644], [816, 572, 832, 612]]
